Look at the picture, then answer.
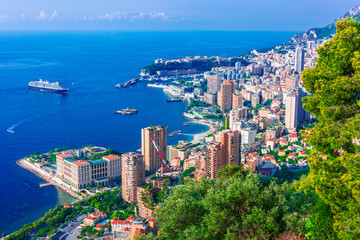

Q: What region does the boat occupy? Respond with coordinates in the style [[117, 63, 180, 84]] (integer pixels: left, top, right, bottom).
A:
[[167, 98, 181, 102], [29, 79, 68, 94], [113, 108, 138, 115]]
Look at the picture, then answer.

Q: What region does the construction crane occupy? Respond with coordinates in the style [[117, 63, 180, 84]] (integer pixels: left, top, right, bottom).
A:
[[149, 134, 171, 173]]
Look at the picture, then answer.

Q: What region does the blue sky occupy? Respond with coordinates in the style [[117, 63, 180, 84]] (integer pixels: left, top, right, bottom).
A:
[[0, 0, 358, 31]]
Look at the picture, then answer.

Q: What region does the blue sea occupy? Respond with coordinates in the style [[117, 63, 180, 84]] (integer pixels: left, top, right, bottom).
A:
[[0, 31, 296, 234]]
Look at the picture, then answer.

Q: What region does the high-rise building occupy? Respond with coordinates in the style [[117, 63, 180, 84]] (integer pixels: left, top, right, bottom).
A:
[[220, 130, 241, 166], [295, 47, 305, 73], [206, 130, 241, 180], [218, 80, 236, 111], [141, 126, 167, 173], [122, 152, 145, 203], [207, 75, 222, 94], [251, 94, 260, 107], [285, 90, 299, 131], [297, 87, 311, 122], [307, 40, 316, 53], [232, 94, 243, 109], [206, 143, 223, 180], [235, 62, 242, 72]]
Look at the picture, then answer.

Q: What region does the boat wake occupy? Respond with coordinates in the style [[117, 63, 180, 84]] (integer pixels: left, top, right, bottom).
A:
[[7, 119, 26, 134]]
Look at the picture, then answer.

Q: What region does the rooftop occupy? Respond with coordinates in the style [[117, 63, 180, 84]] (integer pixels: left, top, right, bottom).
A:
[[90, 159, 108, 165], [103, 154, 120, 160]]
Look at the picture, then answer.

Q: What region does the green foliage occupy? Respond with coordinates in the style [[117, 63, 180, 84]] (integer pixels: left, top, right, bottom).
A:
[[302, 18, 360, 238], [189, 100, 211, 108], [142, 58, 246, 75], [155, 173, 314, 240]]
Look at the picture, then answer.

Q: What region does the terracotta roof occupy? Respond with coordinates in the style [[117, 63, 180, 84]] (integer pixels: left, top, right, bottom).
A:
[[57, 154, 73, 158], [103, 154, 120, 160], [120, 227, 131, 232], [72, 160, 89, 166], [112, 220, 131, 225], [85, 216, 95, 221], [148, 217, 155, 222], [95, 211, 106, 216], [126, 215, 136, 221], [134, 229, 146, 235]]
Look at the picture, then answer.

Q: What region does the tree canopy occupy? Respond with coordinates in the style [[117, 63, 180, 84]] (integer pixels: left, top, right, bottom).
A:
[[302, 18, 360, 239]]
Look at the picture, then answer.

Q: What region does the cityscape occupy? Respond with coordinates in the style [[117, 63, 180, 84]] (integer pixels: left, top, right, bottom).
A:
[[1, 1, 360, 240]]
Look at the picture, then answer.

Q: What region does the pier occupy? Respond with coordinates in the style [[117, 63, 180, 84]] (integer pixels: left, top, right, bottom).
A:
[[168, 130, 181, 137], [40, 182, 53, 187]]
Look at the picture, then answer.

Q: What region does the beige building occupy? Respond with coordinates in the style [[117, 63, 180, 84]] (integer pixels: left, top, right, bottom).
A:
[[141, 126, 167, 173], [232, 94, 243, 109], [167, 141, 191, 163], [218, 80, 236, 111], [206, 130, 241, 180], [103, 155, 122, 179], [206, 142, 223, 180], [122, 153, 145, 203], [56, 154, 121, 190]]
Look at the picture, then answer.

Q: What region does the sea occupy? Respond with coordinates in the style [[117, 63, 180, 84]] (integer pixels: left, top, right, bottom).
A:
[[0, 31, 296, 234]]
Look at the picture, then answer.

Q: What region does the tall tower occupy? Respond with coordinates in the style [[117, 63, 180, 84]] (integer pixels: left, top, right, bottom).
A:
[[285, 90, 299, 131], [206, 130, 241, 180], [221, 130, 241, 166], [295, 47, 305, 74], [207, 75, 222, 94], [219, 80, 236, 111], [206, 143, 223, 180], [141, 126, 167, 173], [122, 152, 145, 203]]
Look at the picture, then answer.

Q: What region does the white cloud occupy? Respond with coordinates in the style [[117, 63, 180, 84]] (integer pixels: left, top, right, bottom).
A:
[[36, 10, 58, 21], [88, 12, 171, 21], [49, 10, 58, 20], [36, 10, 47, 20]]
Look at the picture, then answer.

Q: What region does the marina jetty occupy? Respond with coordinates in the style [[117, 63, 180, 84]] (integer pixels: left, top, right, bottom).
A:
[[17, 158, 82, 200]]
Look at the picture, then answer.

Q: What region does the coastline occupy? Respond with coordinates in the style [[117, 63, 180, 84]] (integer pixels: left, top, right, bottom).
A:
[[16, 158, 82, 201], [182, 113, 218, 143]]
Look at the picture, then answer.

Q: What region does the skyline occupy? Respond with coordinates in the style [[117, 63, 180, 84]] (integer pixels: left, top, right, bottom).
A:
[[0, 0, 358, 31]]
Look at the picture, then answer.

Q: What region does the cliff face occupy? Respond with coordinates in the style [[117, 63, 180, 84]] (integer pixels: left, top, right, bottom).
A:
[[290, 5, 360, 44]]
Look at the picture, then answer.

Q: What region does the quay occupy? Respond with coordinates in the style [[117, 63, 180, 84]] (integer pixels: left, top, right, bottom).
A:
[[40, 182, 53, 187], [16, 158, 82, 200]]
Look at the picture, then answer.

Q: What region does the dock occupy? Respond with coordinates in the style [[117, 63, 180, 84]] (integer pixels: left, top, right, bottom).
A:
[[168, 130, 181, 137], [40, 182, 53, 187]]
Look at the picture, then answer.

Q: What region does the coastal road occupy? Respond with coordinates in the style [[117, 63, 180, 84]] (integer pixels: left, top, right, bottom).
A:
[[53, 214, 85, 240]]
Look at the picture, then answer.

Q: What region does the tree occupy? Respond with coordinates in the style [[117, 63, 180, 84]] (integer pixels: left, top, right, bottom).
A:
[[155, 172, 311, 240], [301, 18, 360, 238]]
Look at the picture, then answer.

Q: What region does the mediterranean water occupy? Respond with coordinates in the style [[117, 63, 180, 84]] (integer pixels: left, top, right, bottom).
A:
[[0, 31, 296, 234]]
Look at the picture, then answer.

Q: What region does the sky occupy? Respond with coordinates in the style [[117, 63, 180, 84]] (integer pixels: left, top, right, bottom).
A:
[[0, 0, 358, 31]]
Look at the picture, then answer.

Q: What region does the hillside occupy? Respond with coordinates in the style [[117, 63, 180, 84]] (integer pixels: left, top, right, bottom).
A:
[[290, 5, 360, 44]]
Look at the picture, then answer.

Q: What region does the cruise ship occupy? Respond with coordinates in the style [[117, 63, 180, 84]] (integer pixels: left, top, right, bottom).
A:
[[28, 79, 69, 94]]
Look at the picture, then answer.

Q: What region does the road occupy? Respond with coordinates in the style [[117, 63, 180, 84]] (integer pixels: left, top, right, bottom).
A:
[[52, 214, 86, 240]]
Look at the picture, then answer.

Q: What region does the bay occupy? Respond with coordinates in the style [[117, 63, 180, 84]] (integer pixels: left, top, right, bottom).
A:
[[0, 30, 296, 233]]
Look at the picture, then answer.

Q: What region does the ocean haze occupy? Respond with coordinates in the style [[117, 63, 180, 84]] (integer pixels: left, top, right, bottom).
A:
[[0, 30, 294, 233]]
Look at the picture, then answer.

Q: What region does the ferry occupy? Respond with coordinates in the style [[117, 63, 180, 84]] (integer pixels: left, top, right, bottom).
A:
[[29, 79, 68, 94]]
